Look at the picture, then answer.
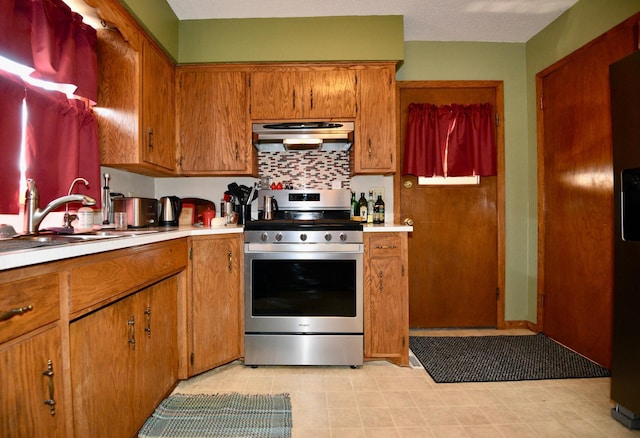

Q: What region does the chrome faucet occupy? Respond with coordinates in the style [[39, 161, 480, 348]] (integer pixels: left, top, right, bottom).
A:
[[23, 178, 97, 235], [63, 177, 90, 229]]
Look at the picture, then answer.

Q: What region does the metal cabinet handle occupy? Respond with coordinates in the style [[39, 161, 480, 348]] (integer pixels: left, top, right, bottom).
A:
[[379, 270, 384, 293], [144, 305, 151, 338], [42, 360, 56, 416], [0, 305, 33, 322], [128, 315, 135, 350], [235, 142, 239, 161], [228, 250, 233, 273], [375, 245, 398, 250], [367, 139, 372, 157], [292, 90, 296, 110], [309, 88, 313, 110], [148, 128, 154, 150]]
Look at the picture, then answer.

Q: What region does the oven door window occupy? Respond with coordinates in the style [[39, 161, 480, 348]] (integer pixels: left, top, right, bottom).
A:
[[251, 259, 356, 317]]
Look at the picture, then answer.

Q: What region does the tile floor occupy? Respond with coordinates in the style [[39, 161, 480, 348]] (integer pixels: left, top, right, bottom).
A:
[[172, 329, 640, 437]]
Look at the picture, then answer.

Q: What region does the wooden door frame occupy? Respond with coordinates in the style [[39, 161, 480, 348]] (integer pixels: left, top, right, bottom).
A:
[[395, 81, 506, 328]]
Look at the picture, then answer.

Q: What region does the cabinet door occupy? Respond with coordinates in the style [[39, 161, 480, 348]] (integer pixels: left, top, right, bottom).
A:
[[364, 233, 408, 365], [0, 327, 66, 438], [353, 66, 396, 174], [250, 70, 303, 120], [135, 277, 178, 428], [142, 39, 176, 172], [190, 235, 243, 375], [305, 69, 357, 119], [178, 69, 253, 174], [70, 294, 136, 438]]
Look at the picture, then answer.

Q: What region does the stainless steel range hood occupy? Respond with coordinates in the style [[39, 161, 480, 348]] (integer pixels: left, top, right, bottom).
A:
[[252, 121, 354, 152]]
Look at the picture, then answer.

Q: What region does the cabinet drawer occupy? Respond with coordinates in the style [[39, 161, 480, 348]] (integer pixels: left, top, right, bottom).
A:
[[69, 239, 187, 316], [0, 273, 60, 344], [366, 234, 403, 257]]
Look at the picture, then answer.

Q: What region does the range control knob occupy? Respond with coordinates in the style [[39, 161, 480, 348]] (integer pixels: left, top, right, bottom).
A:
[[324, 233, 332, 241], [260, 232, 269, 242], [300, 233, 308, 242], [275, 232, 283, 242], [339, 233, 347, 242]]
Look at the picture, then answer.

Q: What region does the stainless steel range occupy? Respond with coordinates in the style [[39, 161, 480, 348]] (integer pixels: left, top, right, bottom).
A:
[[244, 189, 363, 367]]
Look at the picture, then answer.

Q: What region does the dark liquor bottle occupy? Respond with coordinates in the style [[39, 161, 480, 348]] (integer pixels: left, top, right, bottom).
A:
[[351, 191, 358, 218], [374, 195, 385, 224], [358, 192, 368, 222]]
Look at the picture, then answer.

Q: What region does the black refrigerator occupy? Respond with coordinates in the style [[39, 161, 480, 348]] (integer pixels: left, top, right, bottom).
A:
[[610, 48, 640, 429]]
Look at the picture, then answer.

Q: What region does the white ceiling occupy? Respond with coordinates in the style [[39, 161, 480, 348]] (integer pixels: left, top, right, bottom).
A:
[[165, 0, 579, 43]]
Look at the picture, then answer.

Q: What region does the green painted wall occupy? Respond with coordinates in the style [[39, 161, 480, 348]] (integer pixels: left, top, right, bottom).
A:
[[177, 16, 404, 63], [118, 0, 179, 61], [396, 42, 530, 322]]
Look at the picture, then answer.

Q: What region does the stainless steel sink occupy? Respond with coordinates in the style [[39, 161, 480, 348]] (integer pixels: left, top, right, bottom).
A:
[[0, 228, 163, 253]]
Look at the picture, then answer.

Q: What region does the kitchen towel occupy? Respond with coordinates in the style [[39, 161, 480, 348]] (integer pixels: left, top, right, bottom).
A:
[[138, 392, 292, 438], [410, 333, 610, 383]]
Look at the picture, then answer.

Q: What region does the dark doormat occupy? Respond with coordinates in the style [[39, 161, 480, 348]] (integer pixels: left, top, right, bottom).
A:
[[409, 333, 611, 383], [138, 393, 292, 438]]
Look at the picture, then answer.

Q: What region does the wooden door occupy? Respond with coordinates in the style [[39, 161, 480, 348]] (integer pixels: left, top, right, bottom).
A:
[[537, 21, 638, 368], [190, 235, 242, 375], [398, 82, 504, 328], [178, 69, 250, 174]]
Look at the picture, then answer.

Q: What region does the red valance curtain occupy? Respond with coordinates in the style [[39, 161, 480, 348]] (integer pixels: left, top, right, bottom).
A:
[[403, 103, 497, 177], [0, 0, 98, 102], [0, 0, 100, 214], [25, 85, 100, 207]]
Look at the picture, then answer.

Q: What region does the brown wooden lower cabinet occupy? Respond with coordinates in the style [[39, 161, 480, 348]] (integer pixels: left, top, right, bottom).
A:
[[188, 234, 243, 376], [364, 232, 409, 366], [70, 275, 178, 438], [0, 326, 66, 437]]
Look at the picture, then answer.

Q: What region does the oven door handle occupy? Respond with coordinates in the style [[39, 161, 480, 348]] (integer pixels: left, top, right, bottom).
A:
[[245, 243, 363, 253]]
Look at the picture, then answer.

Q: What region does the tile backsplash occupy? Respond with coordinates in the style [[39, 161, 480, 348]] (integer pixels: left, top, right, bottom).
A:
[[258, 151, 350, 189]]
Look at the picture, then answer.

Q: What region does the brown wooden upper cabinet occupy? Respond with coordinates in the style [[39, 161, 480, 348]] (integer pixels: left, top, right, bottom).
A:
[[352, 64, 396, 174], [249, 67, 357, 120], [97, 30, 177, 176], [177, 66, 257, 176]]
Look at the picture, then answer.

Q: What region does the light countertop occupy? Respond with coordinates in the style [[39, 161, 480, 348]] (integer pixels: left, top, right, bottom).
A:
[[1, 223, 412, 271]]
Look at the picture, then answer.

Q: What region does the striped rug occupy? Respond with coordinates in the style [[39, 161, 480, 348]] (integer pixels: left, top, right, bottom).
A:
[[138, 393, 292, 438]]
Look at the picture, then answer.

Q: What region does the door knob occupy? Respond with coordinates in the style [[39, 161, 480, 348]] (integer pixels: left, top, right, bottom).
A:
[[404, 218, 414, 226], [403, 180, 413, 189]]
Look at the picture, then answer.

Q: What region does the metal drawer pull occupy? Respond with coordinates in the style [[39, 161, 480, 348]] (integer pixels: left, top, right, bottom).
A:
[[228, 250, 233, 273], [379, 271, 384, 293], [42, 360, 56, 416], [374, 245, 398, 250], [0, 305, 33, 322], [144, 305, 151, 338], [128, 315, 135, 350]]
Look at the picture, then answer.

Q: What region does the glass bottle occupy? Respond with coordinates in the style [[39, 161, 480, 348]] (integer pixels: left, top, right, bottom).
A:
[[367, 191, 374, 223], [374, 195, 385, 224], [351, 191, 358, 219], [358, 192, 368, 222]]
